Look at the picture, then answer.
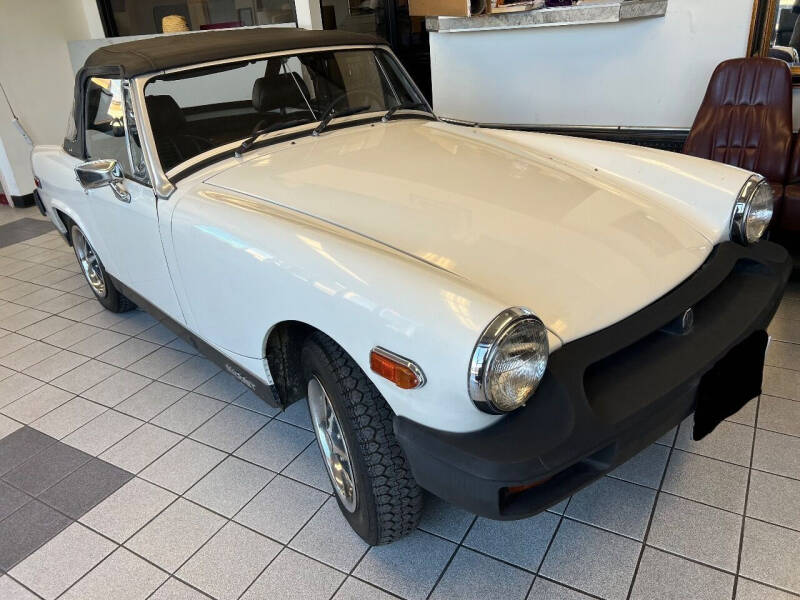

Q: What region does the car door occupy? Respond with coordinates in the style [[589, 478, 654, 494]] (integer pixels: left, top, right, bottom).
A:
[[81, 76, 185, 323]]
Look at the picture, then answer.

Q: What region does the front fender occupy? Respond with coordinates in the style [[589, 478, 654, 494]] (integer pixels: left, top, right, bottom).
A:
[[169, 185, 547, 432], [477, 128, 752, 244]]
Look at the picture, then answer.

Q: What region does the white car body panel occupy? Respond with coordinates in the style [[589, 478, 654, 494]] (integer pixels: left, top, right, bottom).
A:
[[208, 120, 748, 344], [479, 128, 749, 244], [169, 182, 508, 431], [31, 103, 755, 434]]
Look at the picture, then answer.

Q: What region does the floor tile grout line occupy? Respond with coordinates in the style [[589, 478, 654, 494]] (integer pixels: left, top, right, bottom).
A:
[[1, 340, 246, 437], [152, 415, 319, 585], [145, 575, 217, 600], [29, 333, 289, 433], [735, 575, 800, 599], [0, 315, 166, 382], [751, 421, 800, 442], [88, 385, 278, 476], [731, 395, 761, 599], [234, 494, 340, 600], [532, 574, 608, 600], [21, 376, 794, 566], [66, 412, 745, 593], [576, 505, 800, 541], [423, 530, 460, 600], [437, 509, 800, 585], [659, 436, 800, 479], [758, 392, 800, 406], [9, 400, 795, 597], [2, 570, 48, 600], [81, 471, 349, 600], [52, 526, 210, 600], [69, 415, 364, 598], [625, 433, 676, 600], [230, 532, 287, 600], [525, 495, 574, 598], [109, 411, 800, 565], [756, 389, 800, 404], [110, 384, 281, 478], [0, 455, 97, 516], [19, 463, 238, 600], [62, 355, 255, 448], [638, 543, 752, 582], [98, 413, 301, 536], [25, 530, 124, 600]]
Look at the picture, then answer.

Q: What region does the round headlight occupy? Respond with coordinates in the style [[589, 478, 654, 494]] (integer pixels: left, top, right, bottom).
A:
[[731, 176, 774, 245], [469, 308, 549, 414]]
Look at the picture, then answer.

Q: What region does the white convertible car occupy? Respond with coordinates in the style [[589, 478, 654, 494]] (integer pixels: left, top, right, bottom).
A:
[[32, 28, 791, 545]]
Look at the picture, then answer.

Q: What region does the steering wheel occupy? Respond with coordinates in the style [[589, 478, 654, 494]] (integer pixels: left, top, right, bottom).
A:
[[319, 88, 385, 118]]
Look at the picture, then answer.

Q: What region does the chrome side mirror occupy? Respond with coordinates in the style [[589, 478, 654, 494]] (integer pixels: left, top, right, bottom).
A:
[[75, 159, 131, 203]]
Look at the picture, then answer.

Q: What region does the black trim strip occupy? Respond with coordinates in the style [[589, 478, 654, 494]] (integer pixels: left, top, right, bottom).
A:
[[440, 120, 690, 153], [107, 274, 282, 408]]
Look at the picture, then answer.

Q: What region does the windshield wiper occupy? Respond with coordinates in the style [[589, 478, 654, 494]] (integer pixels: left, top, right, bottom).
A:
[[381, 102, 431, 122], [312, 104, 370, 137], [235, 118, 311, 157]]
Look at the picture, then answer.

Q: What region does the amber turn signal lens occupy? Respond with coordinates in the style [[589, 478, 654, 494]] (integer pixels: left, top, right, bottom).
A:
[[506, 476, 552, 495], [370, 348, 423, 389]]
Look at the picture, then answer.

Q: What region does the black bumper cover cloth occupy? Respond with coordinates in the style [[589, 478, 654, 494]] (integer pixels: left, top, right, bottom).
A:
[[693, 329, 768, 440], [394, 241, 792, 520]]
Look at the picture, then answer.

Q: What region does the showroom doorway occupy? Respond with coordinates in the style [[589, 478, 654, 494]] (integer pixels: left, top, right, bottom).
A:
[[319, 0, 432, 100]]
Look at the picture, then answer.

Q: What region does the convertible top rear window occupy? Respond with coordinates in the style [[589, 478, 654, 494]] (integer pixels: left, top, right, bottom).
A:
[[143, 48, 423, 173]]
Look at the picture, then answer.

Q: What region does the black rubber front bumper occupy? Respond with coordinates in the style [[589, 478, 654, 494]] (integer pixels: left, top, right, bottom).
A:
[[394, 241, 792, 520]]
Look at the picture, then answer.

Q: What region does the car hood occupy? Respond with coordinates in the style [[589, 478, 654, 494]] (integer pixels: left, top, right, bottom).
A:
[[207, 119, 739, 344]]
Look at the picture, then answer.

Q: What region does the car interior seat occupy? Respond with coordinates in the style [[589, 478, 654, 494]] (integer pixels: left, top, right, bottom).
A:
[[145, 94, 213, 171]]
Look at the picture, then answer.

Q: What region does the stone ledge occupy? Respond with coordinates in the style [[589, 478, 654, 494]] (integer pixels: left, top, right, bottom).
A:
[[426, 0, 667, 33]]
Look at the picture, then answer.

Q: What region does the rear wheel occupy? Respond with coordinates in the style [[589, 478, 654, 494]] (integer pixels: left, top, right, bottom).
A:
[[302, 332, 423, 545], [70, 224, 135, 313]]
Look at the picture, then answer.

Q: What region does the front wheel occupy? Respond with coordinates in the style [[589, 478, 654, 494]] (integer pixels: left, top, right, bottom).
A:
[[301, 332, 423, 545], [70, 224, 136, 313]]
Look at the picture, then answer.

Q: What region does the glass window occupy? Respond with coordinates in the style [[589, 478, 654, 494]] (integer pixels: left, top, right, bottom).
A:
[[144, 48, 426, 172], [765, 1, 800, 64], [99, 0, 295, 36], [123, 85, 150, 184], [85, 77, 132, 174], [64, 99, 77, 144]]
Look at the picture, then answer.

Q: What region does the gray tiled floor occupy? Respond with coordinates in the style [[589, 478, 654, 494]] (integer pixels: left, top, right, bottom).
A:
[[0, 206, 799, 599]]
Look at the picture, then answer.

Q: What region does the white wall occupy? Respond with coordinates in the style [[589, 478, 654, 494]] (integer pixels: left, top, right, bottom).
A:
[[430, 0, 756, 128], [0, 0, 102, 199]]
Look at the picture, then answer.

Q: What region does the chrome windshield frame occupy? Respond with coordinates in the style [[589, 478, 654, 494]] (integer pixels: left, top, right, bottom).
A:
[[130, 44, 433, 199]]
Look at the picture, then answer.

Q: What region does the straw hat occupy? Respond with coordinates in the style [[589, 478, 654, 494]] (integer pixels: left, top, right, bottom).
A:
[[162, 15, 190, 32]]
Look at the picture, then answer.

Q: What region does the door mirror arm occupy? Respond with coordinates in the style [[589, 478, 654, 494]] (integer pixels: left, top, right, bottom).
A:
[[75, 159, 131, 203]]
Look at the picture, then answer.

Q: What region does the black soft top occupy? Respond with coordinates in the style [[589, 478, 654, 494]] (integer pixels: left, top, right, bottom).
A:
[[83, 27, 385, 77], [65, 27, 384, 159]]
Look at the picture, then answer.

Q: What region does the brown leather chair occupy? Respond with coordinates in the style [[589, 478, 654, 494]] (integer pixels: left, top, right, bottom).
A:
[[781, 138, 800, 232], [684, 58, 793, 224]]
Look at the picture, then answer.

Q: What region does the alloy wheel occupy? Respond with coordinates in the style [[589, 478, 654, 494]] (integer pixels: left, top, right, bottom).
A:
[[73, 228, 107, 298], [308, 376, 358, 512]]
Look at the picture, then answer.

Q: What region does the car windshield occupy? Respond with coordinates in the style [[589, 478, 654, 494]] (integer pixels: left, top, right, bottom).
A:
[[143, 48, 428, 172]]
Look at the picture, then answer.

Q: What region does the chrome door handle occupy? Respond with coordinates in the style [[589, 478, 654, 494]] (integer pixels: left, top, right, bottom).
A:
[[110, 180, 131, 203]]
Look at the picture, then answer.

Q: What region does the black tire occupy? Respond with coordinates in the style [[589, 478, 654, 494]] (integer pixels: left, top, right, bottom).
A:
[[301, 332, 423, 545], [69, 224, 136, 313]]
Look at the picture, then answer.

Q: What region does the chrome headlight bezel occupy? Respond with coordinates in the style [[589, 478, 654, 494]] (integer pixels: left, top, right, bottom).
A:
[[731, 175, 774, 245], [468, 307, 549, 415]]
